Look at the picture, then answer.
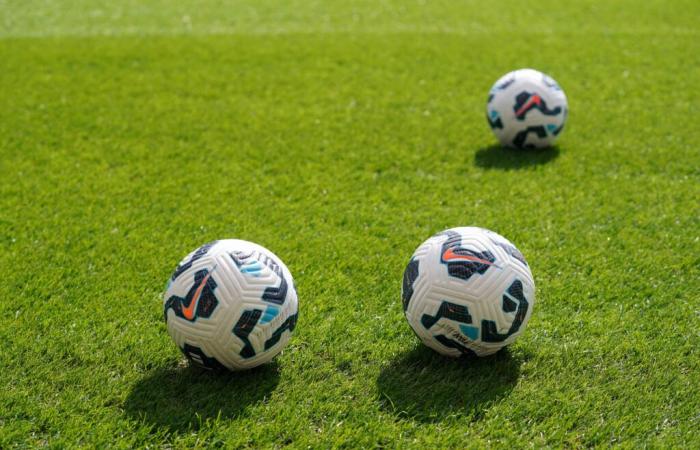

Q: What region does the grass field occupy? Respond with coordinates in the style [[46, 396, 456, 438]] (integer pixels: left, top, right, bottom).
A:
[[1, 0, 699, 447]]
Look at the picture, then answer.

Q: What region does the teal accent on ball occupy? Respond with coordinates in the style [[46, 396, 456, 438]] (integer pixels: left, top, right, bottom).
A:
[[240, 260, 263, 277], [490, 110, 499, 119], [546, 123, 557, 133], [459, 324, 479, 340], [260, 305, 280, 324]]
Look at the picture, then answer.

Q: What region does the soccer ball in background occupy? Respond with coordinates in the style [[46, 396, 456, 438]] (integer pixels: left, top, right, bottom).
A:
[[487, 68, 568, 149], [163, 239, 298, 371], [401, 227, 535, 357]]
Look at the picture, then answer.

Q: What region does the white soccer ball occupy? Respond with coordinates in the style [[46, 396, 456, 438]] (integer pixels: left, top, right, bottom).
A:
[[486, 68, 568, 149], [163, 239, 298, 371], [401, 227, 535, 357]]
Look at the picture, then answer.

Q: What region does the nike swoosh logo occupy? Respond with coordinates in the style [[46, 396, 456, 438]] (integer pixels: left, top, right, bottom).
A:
[[182, 266, 217, 320], [442, 248, 494, 266], [515, 94, 542, 117]]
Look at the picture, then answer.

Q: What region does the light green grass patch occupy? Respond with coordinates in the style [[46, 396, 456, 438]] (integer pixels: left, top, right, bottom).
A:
[[1, 1, 699, 447]]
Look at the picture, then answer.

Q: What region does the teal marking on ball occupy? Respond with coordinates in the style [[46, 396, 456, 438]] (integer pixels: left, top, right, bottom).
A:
[[260, 305, 280, 324], [459, 324, 479, 340], [240, 260, 263, 277]]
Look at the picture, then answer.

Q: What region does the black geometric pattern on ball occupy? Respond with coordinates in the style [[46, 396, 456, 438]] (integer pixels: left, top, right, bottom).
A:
[[421, 301, 473, 330], [230, 250, 288, 305], [513, 91, 562, 120], [171, 240, 218, 281], [481, 279, 529, 343], [264, 313, 298, 350], [233, 309, 263, 359], [489, 238, 528, 267], [439, 230, 496, 281], [261, 256, 288, 305], [401, 258, 420, 312], [422, 301, 477, 357], [496, 77, 515, 90], [164, 268, 219, 323], [434, 335, 477, 357], [486, 112, 504, 130], [180, 343, 228, 371], [512, 125, 548, 149]]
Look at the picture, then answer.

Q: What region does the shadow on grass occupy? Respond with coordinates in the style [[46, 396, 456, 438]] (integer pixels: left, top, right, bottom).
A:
[[376, 346, 523, 422], [474, 144, 560, 170], [124, 362, 280, 431]]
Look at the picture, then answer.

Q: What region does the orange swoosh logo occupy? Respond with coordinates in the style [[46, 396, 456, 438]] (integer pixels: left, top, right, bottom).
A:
[[515, 94, 541, 117], [182, 266, 216, 320], [442, 248, 494, 266]]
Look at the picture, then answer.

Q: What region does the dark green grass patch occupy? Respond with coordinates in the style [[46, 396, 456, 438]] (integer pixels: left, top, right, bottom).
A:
[[1, 1, 699, 447]]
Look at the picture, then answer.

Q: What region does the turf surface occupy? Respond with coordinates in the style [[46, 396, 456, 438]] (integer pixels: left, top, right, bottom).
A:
[[1, 0, 699, 447]]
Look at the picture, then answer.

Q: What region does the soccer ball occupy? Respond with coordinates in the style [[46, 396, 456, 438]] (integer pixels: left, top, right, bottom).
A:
[[486, 68, 568, 149], [401, 227, 535, 357], [163, 239, 298, 371]]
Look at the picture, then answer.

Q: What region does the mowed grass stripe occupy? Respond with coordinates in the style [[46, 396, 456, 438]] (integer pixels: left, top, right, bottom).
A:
[[2, 0, 699, 38]]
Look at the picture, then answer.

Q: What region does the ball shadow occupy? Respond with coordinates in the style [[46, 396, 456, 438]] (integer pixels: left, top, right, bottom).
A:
[[124, 361, 280, 432], [376, 346, 523, 422], [474, 144, 560, 170]]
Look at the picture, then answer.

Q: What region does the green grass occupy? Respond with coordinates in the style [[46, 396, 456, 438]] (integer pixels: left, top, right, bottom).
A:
[[1, 0, 699, 447]]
